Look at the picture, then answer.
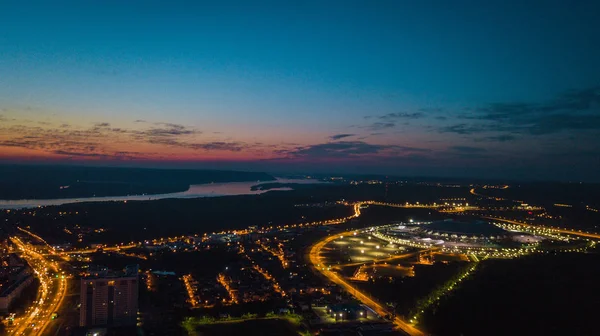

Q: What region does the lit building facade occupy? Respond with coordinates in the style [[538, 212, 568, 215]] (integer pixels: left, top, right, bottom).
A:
[[79, 265, 138, 327]]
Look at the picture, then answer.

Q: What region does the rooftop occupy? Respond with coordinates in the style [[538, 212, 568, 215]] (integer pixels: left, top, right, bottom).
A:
[[425, 220, 507, 236]]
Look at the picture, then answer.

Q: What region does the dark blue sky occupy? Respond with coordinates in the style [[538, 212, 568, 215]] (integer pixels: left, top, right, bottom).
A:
[[1, 1, 599, 181]]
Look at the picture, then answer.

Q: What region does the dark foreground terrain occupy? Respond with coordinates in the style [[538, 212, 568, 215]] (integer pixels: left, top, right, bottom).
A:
[[421, 252, 600, 336]]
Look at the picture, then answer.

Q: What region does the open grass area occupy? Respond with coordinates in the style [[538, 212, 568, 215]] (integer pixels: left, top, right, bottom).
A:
[[182, 313, 304, 336], [420, 253, 600, 336], [183, 317, 301, 336]]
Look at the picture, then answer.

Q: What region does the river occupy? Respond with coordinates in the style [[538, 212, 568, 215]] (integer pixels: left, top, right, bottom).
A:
[[0, 178, 326, 209]]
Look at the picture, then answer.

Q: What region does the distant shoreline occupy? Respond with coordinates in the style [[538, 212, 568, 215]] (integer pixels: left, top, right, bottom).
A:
[[0, 164, 276, 200], [0, 178, 327, 209]]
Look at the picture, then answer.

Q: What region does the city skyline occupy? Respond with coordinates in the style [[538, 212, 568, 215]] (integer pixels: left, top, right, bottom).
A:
[[1, 1, 600, 181]]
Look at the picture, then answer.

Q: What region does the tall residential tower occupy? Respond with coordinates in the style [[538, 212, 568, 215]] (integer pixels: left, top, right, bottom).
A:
[[79, 265, 139, 327]]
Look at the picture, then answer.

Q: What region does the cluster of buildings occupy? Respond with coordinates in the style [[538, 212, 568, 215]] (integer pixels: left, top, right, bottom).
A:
[[218, 266, 281, 303], [182, 272, 234, 307], [0, 251, 34, 313]]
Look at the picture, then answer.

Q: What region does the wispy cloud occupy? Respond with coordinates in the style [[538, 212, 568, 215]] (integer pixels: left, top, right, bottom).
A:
[[329, 133, 356, 140], [365, 122, 396, 131], [475, 135, 517, 142], [448, 145, 487, 153], [378, 112, 424, 120], [277, 141, 430, 160], [0, 118, 249, 160], [141, 123, 197, 137], [441, 87, 600, 137], [360, 111, 428, 131], [188, 141, 246, 152], [365, 112, 425, 120]]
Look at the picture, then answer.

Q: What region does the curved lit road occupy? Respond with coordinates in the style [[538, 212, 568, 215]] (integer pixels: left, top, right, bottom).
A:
[[483, 217, 600, 240], [309, 232, 425, 336], [9, 237, 68, 336]]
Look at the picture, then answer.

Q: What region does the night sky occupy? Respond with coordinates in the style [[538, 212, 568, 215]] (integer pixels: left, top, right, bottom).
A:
[[1, 1, 599, 181]]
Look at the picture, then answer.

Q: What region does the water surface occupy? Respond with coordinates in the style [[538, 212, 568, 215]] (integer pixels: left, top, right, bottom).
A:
[[0, 178, 325, 209]]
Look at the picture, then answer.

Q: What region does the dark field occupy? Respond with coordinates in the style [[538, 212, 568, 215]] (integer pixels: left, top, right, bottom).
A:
[[421, 252, 600, 336], [189, 318, 300, 336], [355, 261, 468, 318], [480, 182, 600, 208]]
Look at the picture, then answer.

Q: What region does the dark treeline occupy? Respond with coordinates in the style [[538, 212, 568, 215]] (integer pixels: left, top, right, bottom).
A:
[[2, 183, 475, 244], [3, 190, 351, 244], [481, 182, 600, 208]]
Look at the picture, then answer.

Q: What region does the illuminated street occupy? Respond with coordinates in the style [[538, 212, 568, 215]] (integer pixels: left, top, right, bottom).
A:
[[309, 231, 425, 336], [182, 274, 199, 308], [8, 237, 68, 336], [484, 216, 600, 240]]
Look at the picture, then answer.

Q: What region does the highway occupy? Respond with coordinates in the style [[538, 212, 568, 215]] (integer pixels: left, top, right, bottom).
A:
[[9, 237, 68, 336], [469, 188, 506, 201], [309, 231, 425, 336], [61, 244, 137, 255], [483, 217, 600, 240]]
